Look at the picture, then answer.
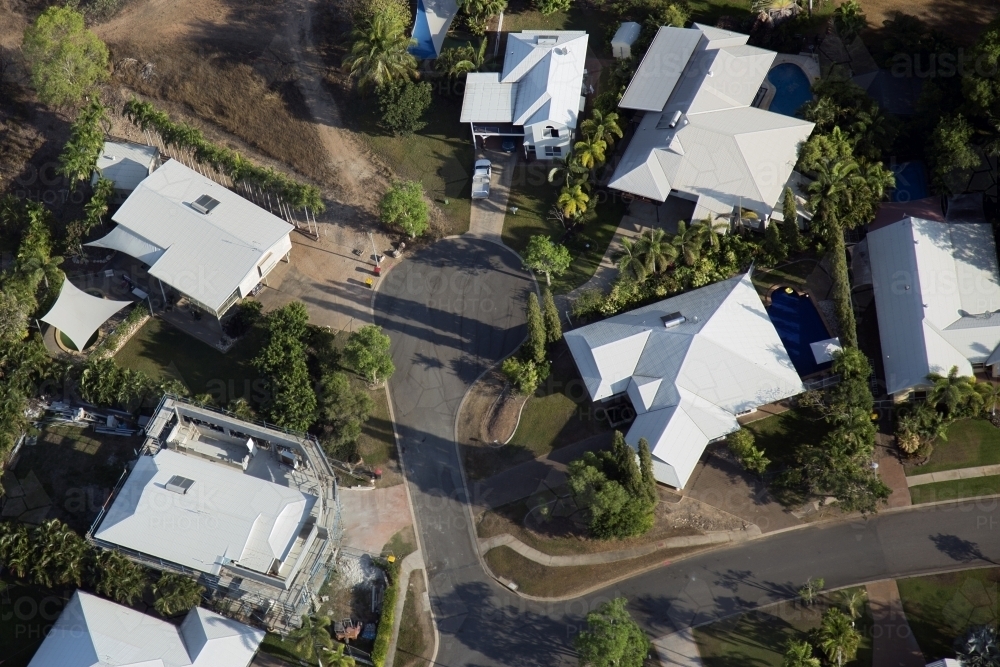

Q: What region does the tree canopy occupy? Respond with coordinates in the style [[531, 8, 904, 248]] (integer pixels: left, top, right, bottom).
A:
[[343, 325, 395, 385], [380, 180, 430, 239], [575, 597, 649, 667], [522, 235, 572, 286], [22, 6, 109, 107]]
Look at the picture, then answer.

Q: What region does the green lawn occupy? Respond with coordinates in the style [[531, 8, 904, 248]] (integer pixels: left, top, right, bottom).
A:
[[394, 569, 434, 667], [743, 408, 832, 467], [349, 92, 473, 237], [898, 568, 1000, 661], [0, 582, 71, 667], [909, 475, 1000, 504], [506, 345, 611, 455], [502, 164, 627, 294], [695, 590, 873, 667], [114, 317, 261, 404], [905, 419, 1000, 476]]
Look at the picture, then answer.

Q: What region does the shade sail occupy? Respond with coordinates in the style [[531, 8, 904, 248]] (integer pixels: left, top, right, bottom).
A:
[[41, 280, 132, 351], [810, 337, 843, 365], [86, 225, 165, 266]]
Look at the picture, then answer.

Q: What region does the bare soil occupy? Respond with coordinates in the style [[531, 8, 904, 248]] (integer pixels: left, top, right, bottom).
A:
[[860, 0, 998, 44]]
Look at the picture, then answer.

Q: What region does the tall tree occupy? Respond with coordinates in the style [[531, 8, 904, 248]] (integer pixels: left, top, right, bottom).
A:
[[343, 325, 395, 386], [289, 615, 334, 661], [380, 180, 429, 239], [342, 12, 417, 93], [317, 371, 374, 461], [781, 187, 802, 253], [458, 0, 508, 35], [91, 550, 148, 605], [575, 597, 650, 667], [58, 99, 107, 188], [21, 6, 109, 107], [672, 220, 707, 267], [541, 288, 562, 343], [615, 236, 647, 281], [782, 640, 821, 667], [833, 0, 867, 42], [526, 292, 547, 364], [153, 573, 205, 616], [635, 227, 678, 275], [581, 109, 624, 147], [435, 39, 488, 79], [558, 184, 590, 219], [253, 302, 317, 430], [573, 136, 607, 170], [638, 438, 657, 506], [928, 114, 982, 194], [818, 608, 862, 667], [764, 221, 786, 263], [522, 235, 572, 286], [610, 430, 643, 497], [927, 366, 980, 416]]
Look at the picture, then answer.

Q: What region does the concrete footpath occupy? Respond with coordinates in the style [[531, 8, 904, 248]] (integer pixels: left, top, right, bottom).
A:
[[906, 463, 1000, 487], [654, 628, 705, 667], [866, 579, 925, 667], [479, 525, 760, 567]]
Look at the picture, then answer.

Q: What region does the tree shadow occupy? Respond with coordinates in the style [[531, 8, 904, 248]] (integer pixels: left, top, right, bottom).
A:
[[930, 534, 997, 564]]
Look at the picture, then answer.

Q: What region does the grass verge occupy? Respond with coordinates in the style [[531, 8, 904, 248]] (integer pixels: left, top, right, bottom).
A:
[[383, 526, 417, 561], [905, 419, 1000, 476], [694, 589, 873, 667], [909, 476, 1000, 504], [501, 165, 627, 294], [394, 569, 434, 667], [897, 568, 1000, 661], [482, 544, 704, 598]]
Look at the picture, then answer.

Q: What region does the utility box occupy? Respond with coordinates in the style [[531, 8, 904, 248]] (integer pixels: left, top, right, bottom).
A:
[[611, 22, 641, 59]]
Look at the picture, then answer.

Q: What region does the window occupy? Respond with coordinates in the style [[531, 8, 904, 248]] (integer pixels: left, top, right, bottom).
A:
[[544, 146, 562, 157], [544, 126, 560, 138]]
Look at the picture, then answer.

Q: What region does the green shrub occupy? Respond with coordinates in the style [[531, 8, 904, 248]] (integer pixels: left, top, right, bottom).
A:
[[371, 558, 401, 667]]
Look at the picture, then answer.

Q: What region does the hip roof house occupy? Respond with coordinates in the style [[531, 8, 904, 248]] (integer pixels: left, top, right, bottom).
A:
[[27, 591, 264, 667], [87, 159, 293, 318], [565, 273, 804, 488], [460, 31, 588, 159], [868, 201, 1000, 397], [608, 24, 815, 222]]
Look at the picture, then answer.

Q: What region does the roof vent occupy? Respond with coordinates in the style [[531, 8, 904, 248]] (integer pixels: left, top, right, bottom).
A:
[[165, 475, 195, 494], [661, 312, 686, 328], [537, 35, 559, 45], [667, 110, 683, 129], [191, 194, 220, 214]]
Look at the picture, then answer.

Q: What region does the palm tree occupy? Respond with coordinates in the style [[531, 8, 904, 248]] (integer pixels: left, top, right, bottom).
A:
[[818, 608, 862, 667], [436, 39, 488, 78], [0, 523, 33, 579], [573, 136, 607, 170], [976, 381, 1000, 417], [289, 615, 334, 661], [671, 220, 707, 266], [581, 109, 624, 147], [927, 366, 980, 415], [840, 589, 867, 621], [782, 640, 821, 667], [153, 573, 205, 616], [320, 643, 357, 667], [635, 228, 678, 275], [547, 157, 588, 188], [834, 0, 867, 42], [694, 215, 729, 251], [342, 13, 418, 93], [92, 551, 148, 605], [615, 236, 647, 281], [31, 520, 87, 587], [459, 0, 507, 35], [558, 184, 590, 219]]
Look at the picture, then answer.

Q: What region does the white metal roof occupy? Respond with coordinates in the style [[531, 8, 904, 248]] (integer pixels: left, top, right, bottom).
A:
[[869, 215, 1000, 394], [609, 24, 814, 214], [27, 591, 263, 667], [94, 449, 316, 577], [92, 159, 293, 313], [566, 273, 803, 488], [40, 279, 132, 351], [92, 141, 158, 192], [461, 31, 588, 129]]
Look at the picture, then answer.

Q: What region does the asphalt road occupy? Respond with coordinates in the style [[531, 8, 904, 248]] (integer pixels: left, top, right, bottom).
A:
[[376, 237, 1000, 667]]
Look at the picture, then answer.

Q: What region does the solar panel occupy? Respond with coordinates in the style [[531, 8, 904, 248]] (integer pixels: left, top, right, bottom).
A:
[[191, 194, 220, 214], [165, 475, 195, 494]]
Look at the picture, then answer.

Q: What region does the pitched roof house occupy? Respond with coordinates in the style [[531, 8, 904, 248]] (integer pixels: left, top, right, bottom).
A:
[[27, 591, 264, 667], [565, 273, 804, 488], [608, 24, 815, 221], [86, 159, 293, 318], [868, 201, 1000, 397], [461, 31, 589, 159]]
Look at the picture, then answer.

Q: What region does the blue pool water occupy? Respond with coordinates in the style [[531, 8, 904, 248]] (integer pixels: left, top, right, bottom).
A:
[[409, 0, 436, 59], [766, 63, 813, 117], [766, 288, 832, 377], [891, 161, 929, 202]]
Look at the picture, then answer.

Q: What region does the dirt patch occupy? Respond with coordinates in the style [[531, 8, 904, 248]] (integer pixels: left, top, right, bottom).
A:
[[395, 569, 434, 667], [475, 485, 740, 557], [861, 0, 998, 44]]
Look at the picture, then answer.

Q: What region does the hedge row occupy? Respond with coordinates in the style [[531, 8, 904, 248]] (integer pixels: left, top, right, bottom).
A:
[[122, 98, 325, 213], [370, 558, 401, 667]]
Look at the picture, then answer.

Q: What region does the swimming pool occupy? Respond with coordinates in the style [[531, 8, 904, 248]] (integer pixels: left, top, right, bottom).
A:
[[766, 288, 832, 377], [409, 0, 436, 59], [766, 63, 813, 117], [891, 161, 929, 202]]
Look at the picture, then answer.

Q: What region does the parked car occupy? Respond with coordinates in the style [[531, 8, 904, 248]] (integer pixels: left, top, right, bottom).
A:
[[472, 159, 492, 199]]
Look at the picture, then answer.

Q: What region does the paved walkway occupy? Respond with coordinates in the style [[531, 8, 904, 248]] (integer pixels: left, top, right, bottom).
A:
[[383, 550, 426, 667], [906, 463, 1000, 487], [877, 450, 912, 508], [468, 150, 516, 241], [480, 525, 760, 567], [865, 579, 925, 667], [654, 628, 705, 667]]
